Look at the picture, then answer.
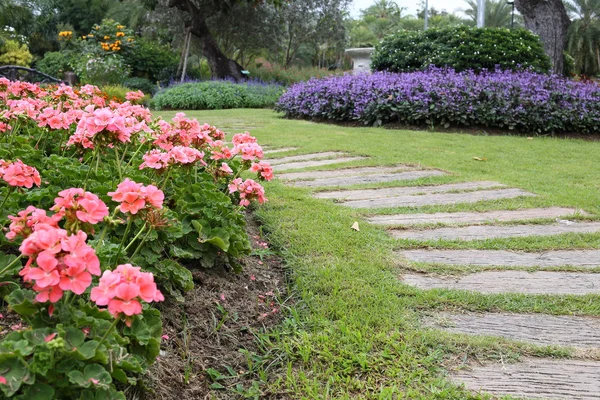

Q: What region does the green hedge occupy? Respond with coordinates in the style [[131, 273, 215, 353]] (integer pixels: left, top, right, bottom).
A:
[[371, 26, 551, 73], [150, 80, 285, 110]]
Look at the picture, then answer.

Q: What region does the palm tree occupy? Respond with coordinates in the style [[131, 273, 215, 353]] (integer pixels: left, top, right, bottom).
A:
[[465, 0, 516, 28], [565, 0, 600, 75]]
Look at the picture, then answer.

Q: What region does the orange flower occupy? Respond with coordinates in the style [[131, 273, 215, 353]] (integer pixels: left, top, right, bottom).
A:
[[116, 32, 125, 37], [104, 36, 110, 40]]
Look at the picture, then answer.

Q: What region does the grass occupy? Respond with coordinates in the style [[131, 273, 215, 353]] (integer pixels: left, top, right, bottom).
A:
[[155, 109, 600, 398]]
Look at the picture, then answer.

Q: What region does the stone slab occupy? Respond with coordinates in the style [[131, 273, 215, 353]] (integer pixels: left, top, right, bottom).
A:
[[315, 181, 501, 200], [339, 188, 534, 209], [268, 151, 347, 165], [401, 249, 600, 268], [277, 165, 417, 181], [368, 207, 583, 226], [393, 221, 600, 241], [293, 170, 447, 188], [427, 312, 600, 348], [263, 147, 298, 154], [454, 358, 600, 399], [402, 271, 600, 295], [271, 157, 367, 172]]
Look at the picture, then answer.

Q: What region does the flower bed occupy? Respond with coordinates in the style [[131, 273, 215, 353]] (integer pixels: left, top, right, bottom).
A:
[[0, 79, 272, 398], [275, 69, 600, 134]]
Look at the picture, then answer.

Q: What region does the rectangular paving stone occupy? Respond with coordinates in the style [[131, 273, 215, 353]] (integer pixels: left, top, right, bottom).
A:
[[277, 165, 417, 181], [368, 207, 583, 226], [268, 151, 347, 165], [454, 358, 600, 399], [271, 157, 367, 172], [315, 181, 501, 200], [339, 188, 534, 209], [426, 312, 600, 348], [402, 271, 600, 295], [293, 170, 447, 188], [401, 249, 600, 268], [393, 221, 600, 241], [263, 147, 297, 154]]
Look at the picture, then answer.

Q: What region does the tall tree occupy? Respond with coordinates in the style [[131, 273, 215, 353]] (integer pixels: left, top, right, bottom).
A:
[[565, 0, 600, 75], [465, 0, 519, 28], [514, 0, 571, 74]]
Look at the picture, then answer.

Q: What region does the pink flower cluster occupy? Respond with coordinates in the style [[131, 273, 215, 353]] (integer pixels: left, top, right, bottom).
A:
[[19, 224, 101, 303], [51, 188, 109, 225], [108, 178, 164, 215], [0, 159, 41, 188], [250, 161, 274, 181], [91, 264, 164, 325], [6, 206, 62, 240], [228, 178, 267, 207], [153, 114, 224, 151], [139, 146, 206, 170], [125, 90, 144, 102], [231, 132, 263, 161]]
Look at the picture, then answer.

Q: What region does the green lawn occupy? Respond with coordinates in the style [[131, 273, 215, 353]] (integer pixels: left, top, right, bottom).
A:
[[157, 109, 600, 399]]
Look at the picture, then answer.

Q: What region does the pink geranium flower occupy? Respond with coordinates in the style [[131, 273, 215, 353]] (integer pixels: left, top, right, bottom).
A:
[[91, 264, 163, 325], [0, 159, 41, 188], [108, 179, 164, 215]]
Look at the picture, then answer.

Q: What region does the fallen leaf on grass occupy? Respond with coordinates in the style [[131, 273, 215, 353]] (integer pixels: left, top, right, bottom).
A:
[[351, 221, 360, 231], [472, 156, 487, 161]]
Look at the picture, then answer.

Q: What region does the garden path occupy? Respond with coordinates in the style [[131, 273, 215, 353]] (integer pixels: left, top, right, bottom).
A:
[[268, 150, 600, 399]]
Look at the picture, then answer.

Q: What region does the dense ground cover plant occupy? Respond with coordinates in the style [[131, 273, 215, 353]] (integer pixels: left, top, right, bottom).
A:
[[150, 80, 285, 110], [371, 26, 551, 74], [276, 68, 600, 134], [0, 79, 272, 396]]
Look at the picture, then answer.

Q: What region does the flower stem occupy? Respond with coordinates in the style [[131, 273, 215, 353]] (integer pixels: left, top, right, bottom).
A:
[[0, 254, 23, 278], [114, 147, 122, 181], [124, 141, 147, 172], [123, 222, 147, 253], [0, 186, 14, 212], [112, 217, 133, 267], [128, 228, 153, 262], [95, 318, 119, 352]]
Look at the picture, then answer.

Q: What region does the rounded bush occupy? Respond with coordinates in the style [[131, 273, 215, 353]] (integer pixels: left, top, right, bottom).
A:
[[150, 80, 284, 110], [275, 69, 600, 135], [371, 26, 551, 74], [123, 77, 158, 95]]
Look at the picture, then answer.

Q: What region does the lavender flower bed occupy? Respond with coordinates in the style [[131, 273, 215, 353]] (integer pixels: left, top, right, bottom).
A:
[[275, 69, 600, 134]]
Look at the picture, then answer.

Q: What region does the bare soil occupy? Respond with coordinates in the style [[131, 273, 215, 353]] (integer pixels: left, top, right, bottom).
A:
[[146, 214, 288, 400]]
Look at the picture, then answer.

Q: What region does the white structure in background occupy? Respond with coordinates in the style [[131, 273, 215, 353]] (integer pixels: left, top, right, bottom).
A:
[[477, 0, 485, 27], [424, 0, 429, 30], [345, 48, 374, 75]]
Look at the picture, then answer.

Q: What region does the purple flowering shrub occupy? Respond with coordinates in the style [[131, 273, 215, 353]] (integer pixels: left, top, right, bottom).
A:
[[275, 68, 600, 134]]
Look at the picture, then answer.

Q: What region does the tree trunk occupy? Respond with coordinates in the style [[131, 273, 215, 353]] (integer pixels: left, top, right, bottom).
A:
[[168, 0, 245, 80], [514, 0, 571, 75]]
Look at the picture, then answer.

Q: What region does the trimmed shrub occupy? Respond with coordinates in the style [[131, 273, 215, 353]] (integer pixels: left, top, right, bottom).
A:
[[150, 80, 285, 110], [100, 84, 135, 102], [371, 26, 551, 74], [35, 51, 76, 78], [275, 69, 600, 135], [123, 77, 158, 95], [125, 39, 179, 84]]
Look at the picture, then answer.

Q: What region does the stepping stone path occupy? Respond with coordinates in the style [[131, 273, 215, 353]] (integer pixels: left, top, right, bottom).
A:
[[402, 249, 600, 267], [368, 207, 582, 226], [275, 150, 600, 397], [393, 221, 600, 241], [269, 152, 367, 171], [425, 312, 600, 348], [403, 271, 600, 295], [454, 359, 600, 400]]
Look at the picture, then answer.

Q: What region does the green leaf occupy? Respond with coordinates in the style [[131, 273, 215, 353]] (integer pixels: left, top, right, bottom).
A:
[[67, 363, 112, 389], [0, 356, 31, 396], [6, 289, 38, 317], [14, 382, 54, 400]]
